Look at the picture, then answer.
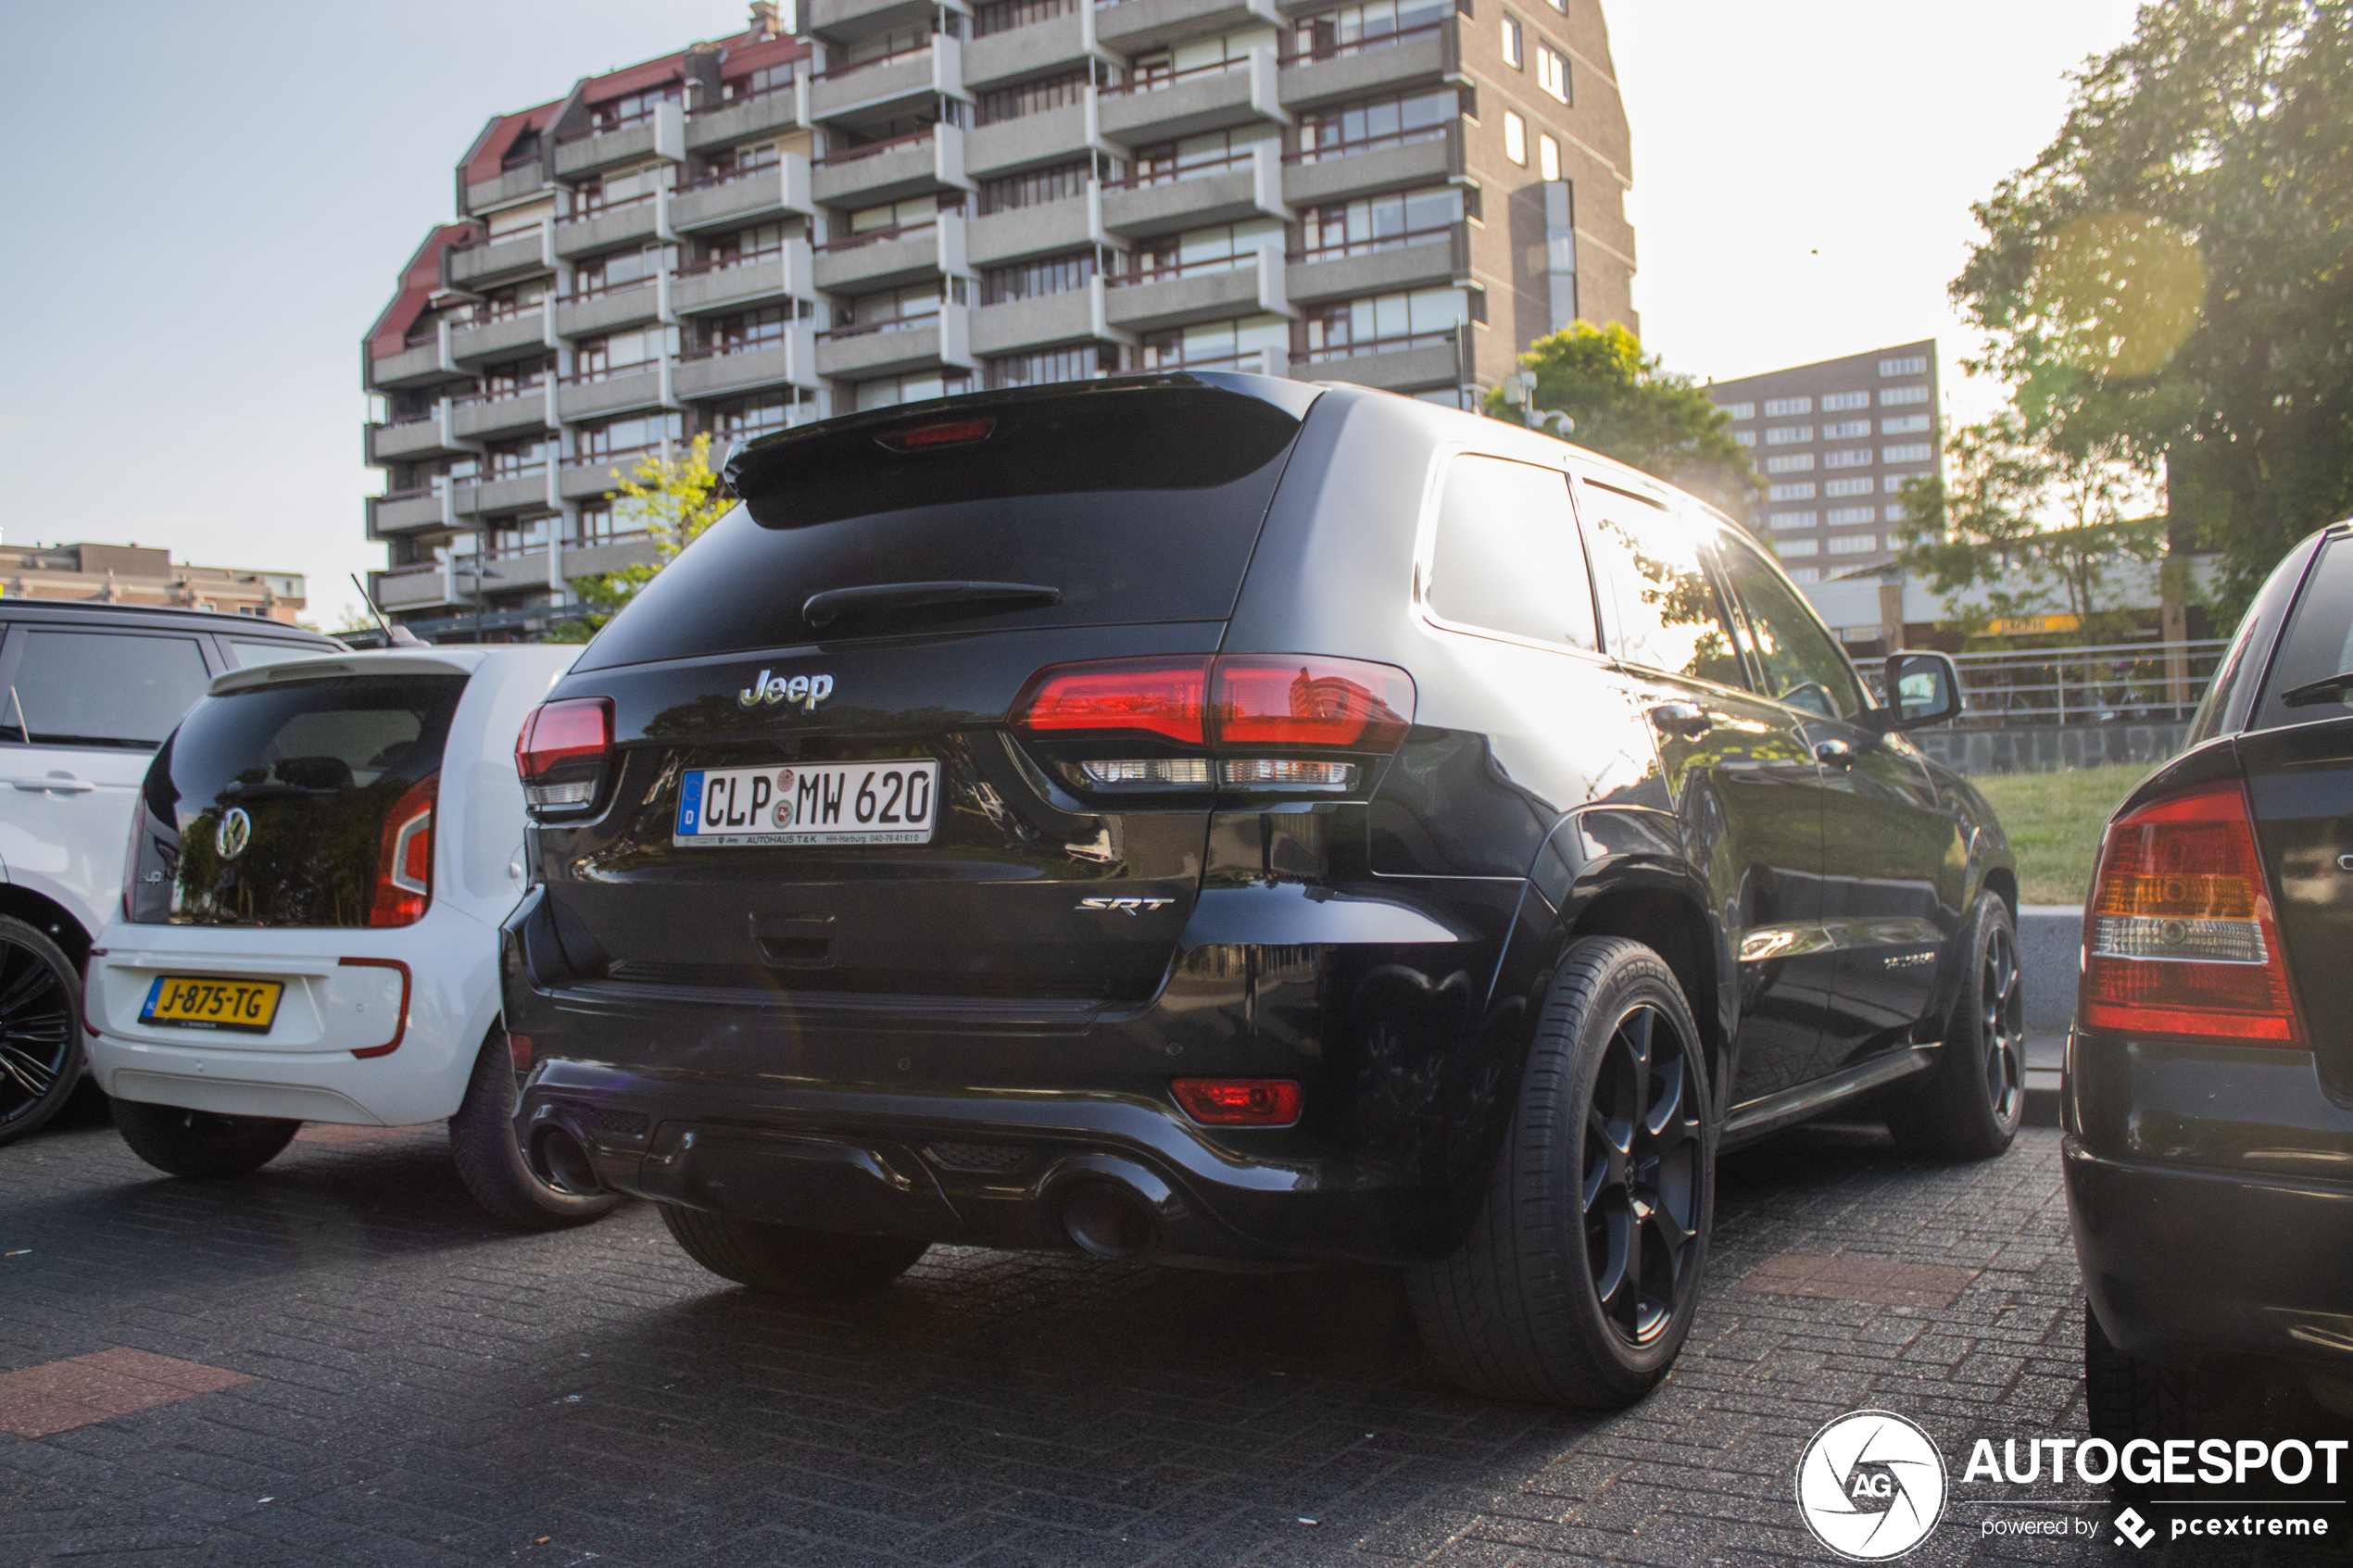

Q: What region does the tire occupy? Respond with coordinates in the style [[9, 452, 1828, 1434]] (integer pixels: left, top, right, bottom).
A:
[[112, 1098, 298, 1178], [1406, 936, 1714, 1408], [1887, 895, 2026, 1159], [659, 1202, 928, 1299], [448, 1024, 622, 1230], [2085, 1300, 2194, 1446], [0, 915, 88, 1149]]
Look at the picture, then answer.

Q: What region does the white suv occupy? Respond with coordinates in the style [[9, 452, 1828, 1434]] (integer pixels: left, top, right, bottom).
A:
[[83, 645, 618, 1228], [0, 602, 338, 1145]]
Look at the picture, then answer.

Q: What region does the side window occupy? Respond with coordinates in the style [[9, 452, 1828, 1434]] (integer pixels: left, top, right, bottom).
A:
[[2253, 536, 2353, 730], [1427, 454, 1597, 651], [3, 632, 212, 749], [1715, 537, 1867, 720], [1578, 483, 1745, 688]]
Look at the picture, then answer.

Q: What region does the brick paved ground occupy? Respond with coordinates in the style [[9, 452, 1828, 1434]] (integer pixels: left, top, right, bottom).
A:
[[1, 1090, 2340, 1567]]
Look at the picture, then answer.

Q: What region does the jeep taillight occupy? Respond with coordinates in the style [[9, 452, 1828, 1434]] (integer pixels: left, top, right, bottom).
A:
[[1008, 654, 1414, 794], [515, 697, 613, 814], [370, 774, 436, 928], [2080, 780, 2303, 1045]]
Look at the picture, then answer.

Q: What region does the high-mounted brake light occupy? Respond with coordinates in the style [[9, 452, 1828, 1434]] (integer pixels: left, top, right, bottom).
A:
[[516, 697, 614, 812], [2080, 781, 2303, 1045], [876, 417, 995, 452], [370, 774, 437, 927], [1172, 1078, 1302, 1127]]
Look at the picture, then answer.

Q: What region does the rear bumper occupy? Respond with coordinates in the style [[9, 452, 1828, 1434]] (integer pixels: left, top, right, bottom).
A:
[[2064, 1028, 2353, 1374]]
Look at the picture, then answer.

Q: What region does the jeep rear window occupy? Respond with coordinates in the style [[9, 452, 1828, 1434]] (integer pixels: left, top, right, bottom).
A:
[[573, 382, 1309, 671]]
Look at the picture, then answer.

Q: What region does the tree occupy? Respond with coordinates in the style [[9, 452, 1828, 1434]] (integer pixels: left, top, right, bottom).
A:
[[1890, 412, 2167, 645], [1481, 321, 1762, 521], [549, 433, 732, 643], [1954, 0, 2353, 616]]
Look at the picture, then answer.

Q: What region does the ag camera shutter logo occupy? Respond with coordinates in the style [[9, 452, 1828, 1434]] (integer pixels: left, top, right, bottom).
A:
[[1796, 1410, 1948, 1560]]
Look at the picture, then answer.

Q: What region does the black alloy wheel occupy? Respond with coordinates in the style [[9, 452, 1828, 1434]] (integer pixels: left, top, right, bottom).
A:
[[1980, 922, 2025, 1126], [0, 917, 84, 1148], [1887, 894, 2027, 1159], [1582, 1003, 1705, 1349]]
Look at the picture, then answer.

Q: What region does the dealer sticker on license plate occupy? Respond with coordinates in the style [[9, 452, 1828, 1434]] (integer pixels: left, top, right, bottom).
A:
[[675, 760, 940, 847], [140, 976, 284, 1034]]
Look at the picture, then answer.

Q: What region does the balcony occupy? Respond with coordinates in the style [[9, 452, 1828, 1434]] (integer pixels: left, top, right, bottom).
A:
[[812, 125, 971, 207], [462, 162, 546, 218], [448, 311, 548, 365], [1101, 143, 1288, 237], [368, 342, 448, 390], [448, 231, 551, 291], [1296, 331, 1459, 393], [558, 456, 639, 501], [454, 474, 554, 518], [1104, 252, 1285, 332], [554, 282, 663, 339], [963, 8, 1090, 90], [1094, 0, 1280, 55], [1098, 52, 1285, 146], [814, 215, 964, 295], [451, 390, 553, 441], [685, 87, 801, 152], [365, 418, 454, 465], [552, 197, 662, 261], [808, 0, 940, 42], [675, 340, 804, 400], [676, 243, 814, 314], [558, 366, 668, 420], [969, 284, 1107, 357], [1280, 120, 1458, 207], [1285, 223, 1463, 304], [552, 101, 685, 180], [560, 534, 660, 579], [965, 101, 1091, 181], [373, 563, 461, 610], [1276, 21, 1453, 112], [813, 305, 975, 380], [671, 154, 813, 231], [368, 491, 447, 537], [809, 35, 962, 125], [968, 189, 1105, 266]]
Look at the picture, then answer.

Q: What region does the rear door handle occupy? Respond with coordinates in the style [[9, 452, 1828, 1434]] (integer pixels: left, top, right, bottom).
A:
[[1647, 701, 1712, 739], [12, 775, 94, 794]]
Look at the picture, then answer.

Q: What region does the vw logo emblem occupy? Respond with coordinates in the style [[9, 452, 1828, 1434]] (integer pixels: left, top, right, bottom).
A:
[[216, 807, 252, 860]]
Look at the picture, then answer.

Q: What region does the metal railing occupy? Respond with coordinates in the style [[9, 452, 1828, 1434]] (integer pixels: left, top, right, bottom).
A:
[[1297, 326, 1456, 363], [679, 157, 781, 191], [677, 244, 786, 276], [815, 219, 938, 254], [1102, 148, 1252, 189], [1285, 123, 1449, 164], [1109, 54, 1251, 94], [1285, 18, 1445, 65], [1108, 251, 1261, 285], [814, 127, 934, 168], [1943, 639, 2229, 727], [818, 39, 935, 81], [1288, 221, 1452, 263]]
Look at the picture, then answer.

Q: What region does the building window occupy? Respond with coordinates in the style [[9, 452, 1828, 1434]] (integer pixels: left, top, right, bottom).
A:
[[852, 370, 972, 410], [721, 64, 794, 101], [1299, 286, 1466, 360], [1537, 132, 1560, 181], [1826, 506, 1877, 526], [978, 158, 1091, 214], [1503, 109, 1527, 164], [1775, 539, 1819, 558], [1501, 15, 1522, 66], [575, 411, 683, 467], [478, 358, 549, 399], [704, 394, 798, 442], [1137, 313, 1290, 371], [693, 220, 789, 270], [1824, 448, 1874, 470], [1731, 431, 1755, 447], [1824, 477, 1873, 497], [1763, 395, 1811, 416], [1718, 401, 1755, 420], [1881, 383, 1930, 406], [1828, 534, 1879, 554], [1879, 356, 1929, 376], [573, 163, 663, 214], [589, 82, 680, 132], [1881, 414, 1931, 435], [1298, 186, 1460, 257], [1764, 454, 1814, 473], [1769, 511, 1817, 530], [1881, 443, 1934, 464], [484, 436, 553, 479], [691, 141, 779, 187], [1883, 475, 1913, 493], [1131, 127, 1268, 185], [972, 0, 1076, 36], [1823, 420, 1871, 440], [1291, 0, 1451, 61], [476, 281, 547, 322], [574, 503, 620, 545], [986, 344, 1119, 389], [1132, 219, 1282, 282], [1785, 567, 1818, 583], [975, 68, 1090, 125], [573, 245, 661, 298], [1536, 44, 1568, 101], [570, 325, 674, 381], [1768, 483, 1816, 501], [1764, 425, 1812, 445], [1293, 87, 1460, 160], [1820, 390, 1869, 412], [694, 307, 789, 356], [983, 249, 1100, 302], [835, 285, 945, 335]]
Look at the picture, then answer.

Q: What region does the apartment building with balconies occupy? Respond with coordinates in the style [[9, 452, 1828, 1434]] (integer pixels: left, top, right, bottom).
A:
[[1709, 340, 1944, 590], [361, 0, 1633, 633]]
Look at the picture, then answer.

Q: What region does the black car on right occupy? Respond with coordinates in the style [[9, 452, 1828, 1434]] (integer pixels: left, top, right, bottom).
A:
[[2070, 520, 2353, 1436]]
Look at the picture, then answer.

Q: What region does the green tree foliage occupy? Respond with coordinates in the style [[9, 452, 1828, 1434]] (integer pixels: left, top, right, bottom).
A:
[[1481, 322, 1762, 520], [1891, 412, 2166, 644], [549, 433, 733, 644], [1954, 0, 2353, 614]]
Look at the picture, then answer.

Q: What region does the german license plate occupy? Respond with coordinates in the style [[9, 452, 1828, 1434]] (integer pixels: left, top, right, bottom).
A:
[[675, 760, 940, 847], [139, 976, 284, 1034]]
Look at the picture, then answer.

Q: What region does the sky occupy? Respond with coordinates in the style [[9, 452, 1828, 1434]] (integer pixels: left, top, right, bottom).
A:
[[0, 0, 2147, 634]]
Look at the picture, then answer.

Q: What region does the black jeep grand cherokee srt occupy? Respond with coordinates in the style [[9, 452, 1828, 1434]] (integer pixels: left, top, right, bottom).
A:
[[502, 374, 2020, 1407]]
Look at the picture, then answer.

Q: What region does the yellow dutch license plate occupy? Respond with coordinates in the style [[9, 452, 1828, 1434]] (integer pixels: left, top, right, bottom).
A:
[[139, 976, 284, 1035]]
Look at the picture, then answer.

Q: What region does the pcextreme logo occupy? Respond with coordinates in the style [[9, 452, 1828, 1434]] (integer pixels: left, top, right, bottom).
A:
[[1796, 1411, 1948, 1561]]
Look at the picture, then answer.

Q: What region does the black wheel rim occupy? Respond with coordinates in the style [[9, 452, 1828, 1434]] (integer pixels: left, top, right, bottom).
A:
[[1983, 924, 2025, 1124], [1580, 1004, 1704, 1348], [0, 938, 73, 1126]]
